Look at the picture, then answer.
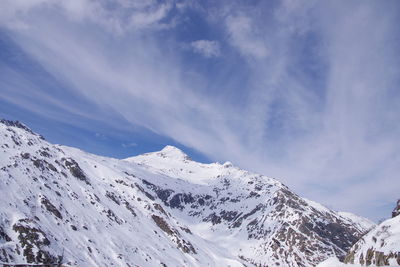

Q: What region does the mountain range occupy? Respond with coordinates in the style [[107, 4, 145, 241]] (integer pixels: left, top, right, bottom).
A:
[[0, 119, 379, 266]]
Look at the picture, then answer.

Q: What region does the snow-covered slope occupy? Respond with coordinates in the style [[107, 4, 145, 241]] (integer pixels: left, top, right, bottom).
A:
[[343, 215, 400, 266], [317, 257, 398, 267], [128, 146, 376, 266], [338, 212, 376, 232], [0, 120, 374, 266], [318, 202, 400, 267]]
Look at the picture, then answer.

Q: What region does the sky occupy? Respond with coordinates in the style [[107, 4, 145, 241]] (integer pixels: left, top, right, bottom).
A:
[[0, 0, 399, 222]]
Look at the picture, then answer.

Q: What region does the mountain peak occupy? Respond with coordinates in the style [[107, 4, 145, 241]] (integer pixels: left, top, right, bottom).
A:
[[159, 145, 191, 161], [0, 119, 45, 140], [0, 122, 375, 266], [1, 119, 33, 133]]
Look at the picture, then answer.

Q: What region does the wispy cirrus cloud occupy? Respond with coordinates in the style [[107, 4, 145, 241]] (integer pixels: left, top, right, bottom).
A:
[[0, 0, 399, 221], [190, 40, 220, 58], [225, 14, 268, 59], [0, 0, 174, 32]]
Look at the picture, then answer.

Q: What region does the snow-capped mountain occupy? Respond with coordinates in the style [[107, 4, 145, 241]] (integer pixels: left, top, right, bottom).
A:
[[0, 119, 375, 266]]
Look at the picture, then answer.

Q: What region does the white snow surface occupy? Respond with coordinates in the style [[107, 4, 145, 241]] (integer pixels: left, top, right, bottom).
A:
[[303, 200, 375, 232], [317, 257, 398, 267], [125, 145, 264, 186], [338, 212, 376, 231], [0, 121, 376, 266], [316, 257, 349, 267], [357, 215, 400, 254], [346, 215, 400, 266]]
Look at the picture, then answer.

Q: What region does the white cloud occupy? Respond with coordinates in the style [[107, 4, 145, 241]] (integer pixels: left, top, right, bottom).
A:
[[1, 0, 399, 221], [190, 40, 221, 58], [128, 3, 172, 30], [225, 14, 268, 59], [0, 0, 174, 33]]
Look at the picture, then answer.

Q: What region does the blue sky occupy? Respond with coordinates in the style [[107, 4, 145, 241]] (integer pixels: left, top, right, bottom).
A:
[[1, 0, 399, 222]]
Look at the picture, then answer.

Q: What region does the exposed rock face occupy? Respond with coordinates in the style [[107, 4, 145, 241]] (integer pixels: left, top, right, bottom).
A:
[[343, 202, 400, 266], [126, 147, 375, 266], [0, 120, 374, 266], [392, 200, 400, 218]]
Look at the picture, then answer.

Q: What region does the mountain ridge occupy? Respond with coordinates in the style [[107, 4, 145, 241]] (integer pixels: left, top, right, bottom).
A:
[[0, 119, 375, 266]]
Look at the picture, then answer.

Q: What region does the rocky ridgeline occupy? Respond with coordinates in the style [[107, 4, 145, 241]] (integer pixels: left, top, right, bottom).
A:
[[392, 200, 400, 218], [0, 119, 375, 266], [344, 201, 400, 266]]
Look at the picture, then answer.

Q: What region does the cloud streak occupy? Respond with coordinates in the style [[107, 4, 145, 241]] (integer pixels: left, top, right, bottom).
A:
[[1, 0, 399, 221]]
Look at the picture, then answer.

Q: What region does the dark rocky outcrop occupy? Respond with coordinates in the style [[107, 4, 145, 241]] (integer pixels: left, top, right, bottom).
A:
[[151, 215, 196, 254], [40, 196, 63, 220], [62, 158, 90, 185], [392, 199, 400, 218], [1, 120, 35, 135], [12, 219, 57, 264]]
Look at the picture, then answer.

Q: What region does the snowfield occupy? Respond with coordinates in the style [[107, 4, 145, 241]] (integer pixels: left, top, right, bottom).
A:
[[317, 257, 398, 267]]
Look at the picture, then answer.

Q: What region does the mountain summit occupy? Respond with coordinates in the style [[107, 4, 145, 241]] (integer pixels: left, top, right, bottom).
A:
[[0, 120, 374, 266], [159, 145, 191, 160]]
